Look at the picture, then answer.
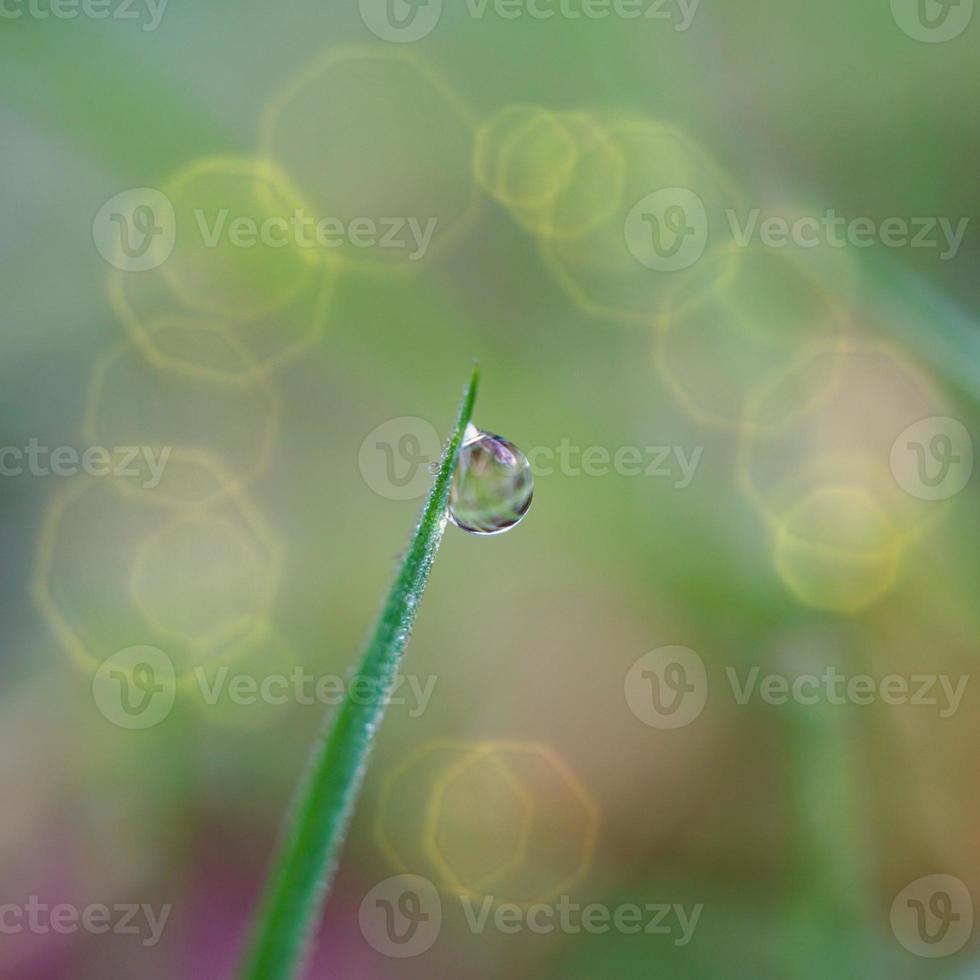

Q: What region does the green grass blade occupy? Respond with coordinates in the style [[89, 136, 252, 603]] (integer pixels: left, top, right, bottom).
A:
[[240, 366, 479, 980]]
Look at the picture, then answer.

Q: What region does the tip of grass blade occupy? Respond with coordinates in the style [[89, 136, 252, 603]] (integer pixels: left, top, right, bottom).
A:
[[462, 362, 479, 417]]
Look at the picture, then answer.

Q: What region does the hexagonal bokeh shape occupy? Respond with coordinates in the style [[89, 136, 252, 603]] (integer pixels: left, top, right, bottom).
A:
[[736, 340, 952, 538], [772, 484, 905, 613], [106, 446, 267, 513], [474, 105, 579, 211], [84, 320, 279, 505], [108, 156, 338, 380], [161, 155, 323, 322], [34, 479, 158, 673], [375, 740, 475, 877], [128, 513, 271, 652], [539, 112, 743, 327], [34, 455, 282, 677], [475, 106, 626, 243], [424, 745, 534, 895], [261, 46, 481, 272], [469, 742, 599, 905], [527, 112, 626, 241], [655, 245, 848, 432], [376, 739, 599, 907]]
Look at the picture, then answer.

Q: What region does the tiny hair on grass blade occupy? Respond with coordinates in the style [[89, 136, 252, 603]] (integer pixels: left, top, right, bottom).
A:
[[240, 365, 479, 980]]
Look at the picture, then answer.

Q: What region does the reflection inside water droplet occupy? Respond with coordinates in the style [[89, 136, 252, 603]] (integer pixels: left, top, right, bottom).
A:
[[449, 424, 533, 536]]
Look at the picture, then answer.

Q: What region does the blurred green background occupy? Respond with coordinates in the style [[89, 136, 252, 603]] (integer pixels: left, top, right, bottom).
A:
[[1, 1, 979, 977]]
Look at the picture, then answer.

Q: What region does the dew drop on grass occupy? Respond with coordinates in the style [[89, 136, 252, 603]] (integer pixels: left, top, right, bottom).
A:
[[449, 423, 533, 536]]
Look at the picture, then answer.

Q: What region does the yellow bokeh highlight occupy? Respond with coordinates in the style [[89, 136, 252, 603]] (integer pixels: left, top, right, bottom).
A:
[[475, 107, 627, 244], [128, 514, 274, 654], [737, 339, 951, 536], [108, 157, 337, 381], [655, 245, 849, 431], [538, 113, 626, 241], [160, 155, 322, 321], [260, 46, 481, 272], [376, 739, 599, 907], [424, 746, 534, 896], [734, 339, 957, 611], [102, 446, 267, 512], [84, 321, 279, 503], [33, 454, 282, 676], [474, 106, 578, 210], [376, 741, 469, 877], [772, 485, 905, 614], [536, 111, 743, 326]]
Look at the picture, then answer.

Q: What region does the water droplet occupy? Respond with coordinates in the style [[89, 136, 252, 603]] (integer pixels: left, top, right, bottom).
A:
[[449, 424, 533, 536]]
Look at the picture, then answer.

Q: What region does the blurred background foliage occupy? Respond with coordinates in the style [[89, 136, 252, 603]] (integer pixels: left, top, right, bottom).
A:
[[1, 1, 978, 977]]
